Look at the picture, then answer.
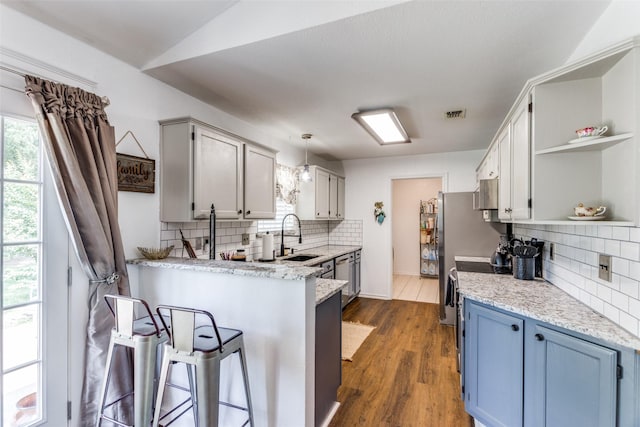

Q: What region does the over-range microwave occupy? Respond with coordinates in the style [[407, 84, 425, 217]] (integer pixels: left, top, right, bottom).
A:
[[473, 179, 499, 211]]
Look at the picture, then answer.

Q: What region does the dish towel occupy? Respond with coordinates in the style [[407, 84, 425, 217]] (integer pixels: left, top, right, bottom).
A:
[[445, 268, 456, 307]]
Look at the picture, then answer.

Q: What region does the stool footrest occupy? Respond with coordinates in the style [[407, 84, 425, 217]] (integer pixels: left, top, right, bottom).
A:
[[101, 391, 134, 411], [157, 397, 192, 427], [99, 414, 133, 427]]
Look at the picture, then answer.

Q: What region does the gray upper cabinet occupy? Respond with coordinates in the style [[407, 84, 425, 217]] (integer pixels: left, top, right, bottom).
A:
[[244, 144, 276, 219], [465, 301, 524, 427], [159, 117, 276, 222], [193, 126, 243, 219], [297, 166, 345, 220], [336, 176, 345, 220]]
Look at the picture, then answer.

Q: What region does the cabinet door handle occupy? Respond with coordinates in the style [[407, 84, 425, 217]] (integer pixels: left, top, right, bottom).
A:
[[238, 209, 243, 214], [246, 210, 251, 215], [534, 333, 544, 341], [511, 324, 519, 332]]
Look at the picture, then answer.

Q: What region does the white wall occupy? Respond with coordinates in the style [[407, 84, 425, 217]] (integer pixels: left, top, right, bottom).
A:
[[0, 5, 324, 260], [343, 150, 483, 298], [0, 5, 318, 424], [392, 178, 442, 275], [514, 4, 640, 339], [567, 1, 640, 61]]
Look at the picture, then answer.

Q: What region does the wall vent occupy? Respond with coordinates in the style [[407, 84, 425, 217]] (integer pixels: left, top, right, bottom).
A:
[[445, 109, 466, 119]]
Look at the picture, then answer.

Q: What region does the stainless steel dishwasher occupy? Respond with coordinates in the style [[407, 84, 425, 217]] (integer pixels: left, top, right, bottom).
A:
[[314, 259, 335, 279], [335, 253, 352, 308]]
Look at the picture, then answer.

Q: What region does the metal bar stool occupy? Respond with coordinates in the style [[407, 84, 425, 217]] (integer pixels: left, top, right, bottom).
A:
[[97, 295, 168, 426], [152, 305, 254, 427]]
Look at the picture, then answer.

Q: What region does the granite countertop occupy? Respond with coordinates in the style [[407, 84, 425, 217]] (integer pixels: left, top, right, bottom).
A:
[[267, 245, 362, 267], [127, 257, 320, 280], [128, 245, 361, 280], [316, 279, 348, 305], [457, 271, 640, 352]]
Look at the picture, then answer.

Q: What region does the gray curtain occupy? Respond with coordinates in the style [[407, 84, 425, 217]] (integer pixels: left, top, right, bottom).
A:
[[24, 76, 133, 425]]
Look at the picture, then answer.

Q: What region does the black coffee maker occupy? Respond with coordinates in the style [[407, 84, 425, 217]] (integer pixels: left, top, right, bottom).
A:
[[490, 235, 512, 274]]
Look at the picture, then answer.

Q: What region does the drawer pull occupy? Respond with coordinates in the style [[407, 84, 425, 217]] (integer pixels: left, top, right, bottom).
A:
[[535, 333, 545, 341]]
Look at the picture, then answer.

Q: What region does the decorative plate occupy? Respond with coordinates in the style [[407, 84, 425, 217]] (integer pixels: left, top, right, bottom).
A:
[[567, 216, 605, 221]]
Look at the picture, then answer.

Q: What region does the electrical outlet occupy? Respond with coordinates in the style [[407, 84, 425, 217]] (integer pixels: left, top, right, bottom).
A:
[[598, 254, 612, 282], [549, 243, 554, 260], [242, 233, 250, 245]]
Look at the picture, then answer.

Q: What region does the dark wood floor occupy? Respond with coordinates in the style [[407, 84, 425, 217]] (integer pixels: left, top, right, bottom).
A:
[[329, 298, 473, 427]]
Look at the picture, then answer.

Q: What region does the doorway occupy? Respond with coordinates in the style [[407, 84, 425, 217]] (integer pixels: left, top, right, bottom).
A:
[[391, 177, 442, 303]]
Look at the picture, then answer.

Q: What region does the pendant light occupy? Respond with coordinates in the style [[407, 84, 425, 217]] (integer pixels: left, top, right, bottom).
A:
[[300, 133, 313, 182]]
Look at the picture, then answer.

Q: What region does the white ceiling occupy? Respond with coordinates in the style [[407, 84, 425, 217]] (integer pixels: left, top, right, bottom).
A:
[[2, 0, 612, 160]]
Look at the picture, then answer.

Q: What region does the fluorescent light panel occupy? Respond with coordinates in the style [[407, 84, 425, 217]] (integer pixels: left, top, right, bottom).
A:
[[352, 109, 410, 145]]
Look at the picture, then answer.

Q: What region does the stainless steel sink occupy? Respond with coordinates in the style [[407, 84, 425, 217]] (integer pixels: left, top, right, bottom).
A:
[[285, 254, 319, 262]]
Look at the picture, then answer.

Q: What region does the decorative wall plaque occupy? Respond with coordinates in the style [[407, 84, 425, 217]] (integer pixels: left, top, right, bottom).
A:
[[116, 153, 155, 193]]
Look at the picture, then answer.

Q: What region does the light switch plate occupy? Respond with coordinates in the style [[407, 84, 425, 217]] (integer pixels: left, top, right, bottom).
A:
[[598, 254, 612, 282], [242, 233, 250, 245]]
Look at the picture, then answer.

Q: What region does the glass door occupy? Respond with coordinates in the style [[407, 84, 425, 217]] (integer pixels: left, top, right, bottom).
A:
[[2, 97, 69, 425]]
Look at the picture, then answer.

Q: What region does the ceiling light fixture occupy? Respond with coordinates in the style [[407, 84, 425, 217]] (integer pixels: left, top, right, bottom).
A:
[[351, 108, 410, 145], [300, 133, 313, 182]]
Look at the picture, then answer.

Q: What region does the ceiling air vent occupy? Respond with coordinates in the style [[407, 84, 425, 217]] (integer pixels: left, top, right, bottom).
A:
[[445, 109, 466, 119]]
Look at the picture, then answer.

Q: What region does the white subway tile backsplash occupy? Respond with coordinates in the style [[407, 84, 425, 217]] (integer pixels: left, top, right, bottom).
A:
[[589, 297, 605, 314], [629, 298, 640, 320], [619, 276, 639, 299], [612, 257, 630, 276], [592, 238, 605, 253], [515, 223, 640, 338], [160, 230, 176, 241], [619, 312, 639, 336], [160, 218, 362, 261], [597, 225, 613, 239], [620, 241, 640, 261], [629, 261, 640, 279], [611, 290, 629, 311], [604, 239, 621, 257], [603, 302, 620, 323], [612, 227, 630, 241]]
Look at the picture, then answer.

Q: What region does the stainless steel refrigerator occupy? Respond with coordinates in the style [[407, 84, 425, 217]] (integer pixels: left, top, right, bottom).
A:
[[437, 192, 506, 325]]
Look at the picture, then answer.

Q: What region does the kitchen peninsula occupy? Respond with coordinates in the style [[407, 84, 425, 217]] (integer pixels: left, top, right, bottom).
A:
[[127, 255, 349, 427]]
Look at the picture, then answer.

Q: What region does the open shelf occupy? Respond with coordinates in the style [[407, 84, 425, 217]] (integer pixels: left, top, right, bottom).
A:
[[512, 219, 635, 227], [535, 133, 633, 155]]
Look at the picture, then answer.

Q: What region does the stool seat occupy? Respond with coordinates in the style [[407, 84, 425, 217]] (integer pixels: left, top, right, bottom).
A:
[[132, 314, 170, 337], [97, 295, 168, 427], [193, 325, 242, 352], [153, 305, 254, 427]]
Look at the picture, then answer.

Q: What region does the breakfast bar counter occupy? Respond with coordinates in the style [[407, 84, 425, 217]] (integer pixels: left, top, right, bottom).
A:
[[127, 257, 329, 427]]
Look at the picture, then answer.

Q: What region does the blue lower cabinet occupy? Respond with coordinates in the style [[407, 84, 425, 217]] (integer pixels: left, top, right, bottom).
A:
[[525, 325, 617, 427], [465, 302, 524, 427], [464, 300, 626, 427]]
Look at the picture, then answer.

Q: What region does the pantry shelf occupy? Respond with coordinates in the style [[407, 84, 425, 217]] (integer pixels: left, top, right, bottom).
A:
[[420, 199, 439, 278]]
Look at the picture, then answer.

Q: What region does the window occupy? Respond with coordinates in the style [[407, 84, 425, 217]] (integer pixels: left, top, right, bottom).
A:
[[257, 199, 295, 233], [2, 115, 44, 426]]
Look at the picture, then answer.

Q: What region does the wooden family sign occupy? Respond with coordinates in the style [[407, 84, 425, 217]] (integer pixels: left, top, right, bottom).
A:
[[116, 153, 155, 193]]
